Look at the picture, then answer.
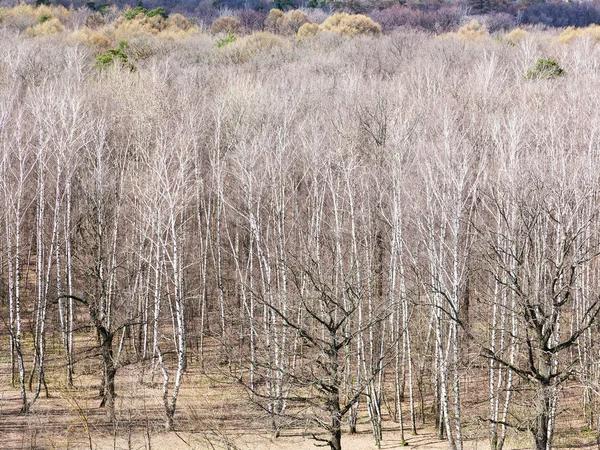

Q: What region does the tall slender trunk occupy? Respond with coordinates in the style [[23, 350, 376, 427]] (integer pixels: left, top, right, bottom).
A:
[[11, 151, 28, 413], [397, 212, 416, 435], [346, 170, 362, 434], [152, 239, 163, 376], [396, 330, 406, 445], [450, 199, 463, 450], [65, 180, 74, 387], [6, 219, 16, 388], [198, 189, 211, 371]]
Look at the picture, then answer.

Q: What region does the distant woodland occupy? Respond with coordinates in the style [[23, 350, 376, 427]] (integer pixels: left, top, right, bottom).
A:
[[3, 3, 600, 450]]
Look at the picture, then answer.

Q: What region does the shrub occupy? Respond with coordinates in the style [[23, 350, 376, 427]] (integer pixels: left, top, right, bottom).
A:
[[24, 17, 63, 36], [169, 13, 192, 31], [504, 27, 527, 45], [148, 15, 169, 32], [558, 25, 600, 44], [113, 12, 195, 40], [455, 19, 488, 41], [558, 26, 583, 44], [0, 4, 70, 31], [264, 8, 309, 35], [243, 31, 286, 51], [225, 31, 287, 62], [95, 41, 135, 70], [525, 58, 565, 80], [285, 9, 309, 33], [89, 33, 112, 50], [68, 28, 104, 49], [211, 16, 242, 34], [264, 8, 286, 34], [319, 12, 381, 36], [297, 22, 319, 38]]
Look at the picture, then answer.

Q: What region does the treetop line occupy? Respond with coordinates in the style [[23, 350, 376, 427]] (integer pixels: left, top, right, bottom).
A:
[[2, 10, 600, 450]]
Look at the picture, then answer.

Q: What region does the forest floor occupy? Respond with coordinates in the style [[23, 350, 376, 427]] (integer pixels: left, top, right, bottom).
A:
[[1, 367, 597, 450], [0, 333, 598, 449]]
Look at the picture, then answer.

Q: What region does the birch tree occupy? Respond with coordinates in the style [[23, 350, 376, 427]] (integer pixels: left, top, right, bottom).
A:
[[148, 123, 193, 431]]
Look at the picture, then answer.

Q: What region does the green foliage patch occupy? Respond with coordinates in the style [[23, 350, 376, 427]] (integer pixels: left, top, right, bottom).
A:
[[124, 4, 168, 20], [146, 7, 167, 19], [525, 58, 565, 80], [95, 41, 136, 71], [37, 13, 52, 24], [124, 5, 147, 20], [216, 32, 237, 48]]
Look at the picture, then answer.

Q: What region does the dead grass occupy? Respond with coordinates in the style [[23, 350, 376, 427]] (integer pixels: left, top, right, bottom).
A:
[[0, 321, 596, 449], [1, 339, 598, 450]]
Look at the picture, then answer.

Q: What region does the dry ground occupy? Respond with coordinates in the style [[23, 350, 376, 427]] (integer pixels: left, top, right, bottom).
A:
[[0, 333, 597, 449], [1, 371, 597, 450]]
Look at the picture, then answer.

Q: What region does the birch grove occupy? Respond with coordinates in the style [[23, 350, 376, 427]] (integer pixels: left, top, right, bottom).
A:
[[3, 21, 600, 450]]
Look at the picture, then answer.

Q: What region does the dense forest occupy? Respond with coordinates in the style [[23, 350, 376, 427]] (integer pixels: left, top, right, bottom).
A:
[[3, 3, 600, 450]]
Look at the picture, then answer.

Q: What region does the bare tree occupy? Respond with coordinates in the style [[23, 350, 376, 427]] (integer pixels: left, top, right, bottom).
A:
[[477, 175, 600, 450], [65, 105, 133, 421]]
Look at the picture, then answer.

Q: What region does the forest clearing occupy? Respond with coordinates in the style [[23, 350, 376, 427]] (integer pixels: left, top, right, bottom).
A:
[[3, 2, 600, 449]]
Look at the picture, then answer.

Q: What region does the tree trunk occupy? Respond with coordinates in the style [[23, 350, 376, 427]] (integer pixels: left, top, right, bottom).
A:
[[330, 417, 342, 450], [535, 349, 553, 450], [99, 328, 116, 421], [534, 385, 551, 450], [329, 345, 342, 450]]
